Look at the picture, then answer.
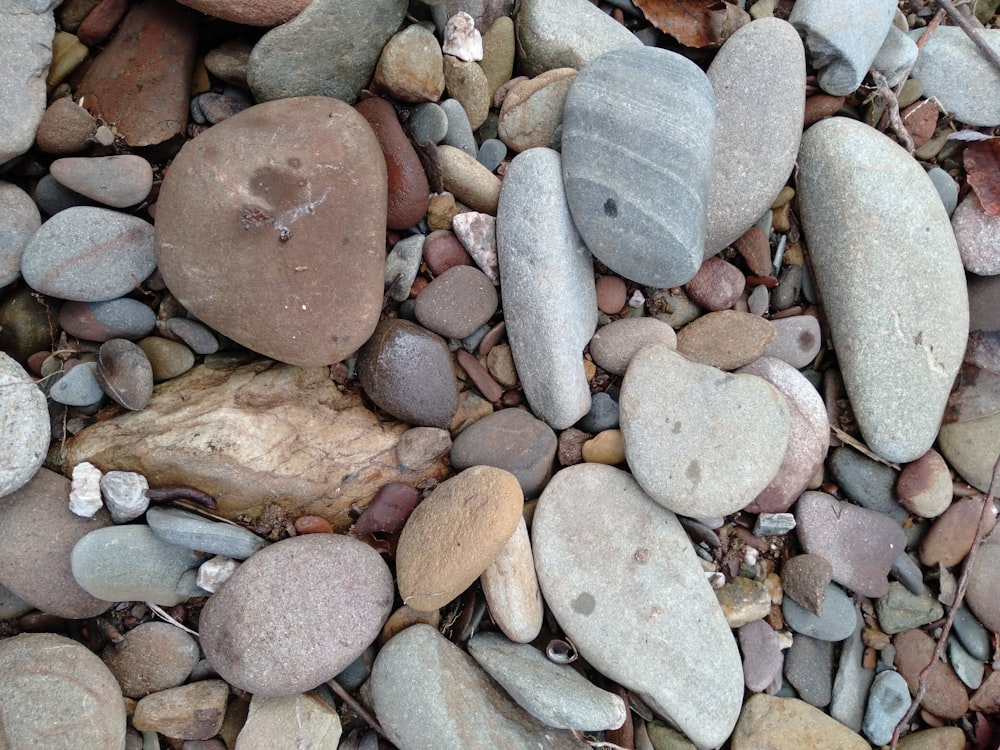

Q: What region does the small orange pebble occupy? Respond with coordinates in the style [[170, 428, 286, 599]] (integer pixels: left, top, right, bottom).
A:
[[863, 646, 878, 669], [293, 515, 333, 535]]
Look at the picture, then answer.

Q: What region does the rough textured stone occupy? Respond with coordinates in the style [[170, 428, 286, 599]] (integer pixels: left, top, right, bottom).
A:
[[415, 264, 498, 339], [730, 694, 869, 750], [0, 1, 56, 165], [782, 582, 857, 641], [0, 351, 48, 498], [132, 680, 229, 740], [372, 24, 446, 103], [235, 693, 342, 750], [497, 68, 575, 153], [155, 97, 386, 367], [952, 192, 1000, 276], [589, 317, 677, 376], [0, 182, 41, 286], [102, 622, 200, 698], [897, 728, 968, 750], [876, 582, 945, 634], [782, 554, 833, 615], [34, 96, 98, 155]]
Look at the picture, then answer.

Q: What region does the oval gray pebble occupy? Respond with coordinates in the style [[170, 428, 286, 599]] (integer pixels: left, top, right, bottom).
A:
[[146, 506, 267, 560], [49, 155, 153, 208], [415, 264, 498, 339], [49, 362, 105, 407], [166, 317, 219, 354], [781, 582, 857, 641], [96, 338, 154, 410], [59, 298, 156, 342]]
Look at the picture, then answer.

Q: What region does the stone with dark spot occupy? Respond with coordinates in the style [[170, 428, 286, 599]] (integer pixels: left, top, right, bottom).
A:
[[155, 97, 387, 367]]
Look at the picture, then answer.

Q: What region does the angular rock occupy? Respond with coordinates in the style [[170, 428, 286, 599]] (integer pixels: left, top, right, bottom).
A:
[[132, 680, 229, 740], [715, 575, 771, 628], [0, 351, 48, 498], [0, 182, 40, 286], [480, 517, 544, 643], [876, 582, 944, 635], [782, 554, 834, 615], [155, 97, 387, 367], [730, 694, 869, 750], [677, 310, 776, 371], [562, 46, 715, 287], [909, 26, 1000, 127], [798, 117, 967, 462], [373, 24, 446, 103], [533, 464, 743, 749], [415, 265, 498, 339], [235, 693, 342, 750], [0, 2, 56, 165], [50, 155, 153, 209], [102, 622, 200, 698], [497, 68, 576, 153]]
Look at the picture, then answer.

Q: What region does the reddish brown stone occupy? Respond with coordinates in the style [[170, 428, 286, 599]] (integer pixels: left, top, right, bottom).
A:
[[970, 669, 1000, 713], [734, 225, 772, 276], [293, 515, 333, 534], [77, 0, 129, 45], [35, 97, 97, 154], [77, 0, 198, 147], [902, 100, 938, 150], [355, 96, 429, 230], [595, 275, 627, 314], [173, 0, 308, 26], [683, 256, 746, 311], [456, 348, 503, 403], [919, 496, 997, 568], [893, 628, 970, 720], [423, 230, 472, 275], [351, 482, 421, 536], [804, 94, 845, 127]]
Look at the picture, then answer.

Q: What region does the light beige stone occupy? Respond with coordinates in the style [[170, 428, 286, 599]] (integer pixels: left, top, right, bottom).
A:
[[480, 517, 544, 643], [731, 694, 869, 750]]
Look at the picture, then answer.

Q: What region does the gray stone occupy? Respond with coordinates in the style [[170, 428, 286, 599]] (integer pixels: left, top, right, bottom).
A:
[[480, 517, 544, 643], [0, 1, 56, 165], [753, 513, 796, 536], [575, 391, 619, 433], [950, 604, 992, 662], [891, 552, 926, 596], [59, 298, 157, 342], [21, 207, 156, 302], [102, 622, 201, 699], [50, 155, 154, 209], [589, 317, 677, 376], [789, 0, 896, 96], [532, 464, 744, 749], [948, 635, 984, 690], [477, 138, 507, 172], [410, 101, 449, 145], [70, 525, 202, 606], [467, 632, 627, 731], [781, 582, 857, 641], [33, 173, 92, 215], [828, 446, 907, 523], [927, 166, 959, 216], [953, 192, 1000, 276], [738, 619, 784, 692], [784, 634, 834, 707], [515, 0, 640, 77], [415, 264, 498, 338], [235, 693, 342, 750], [762, 315, 822, 369], [166, 317, 219, 355], [497, 147, 597, 429], [0, 579, 32, 619], [863, 669, 910, 746], [965, 541, 1000, 632], [705, 17, 805, 255], [384, 234, 424, 303], [0, 351, 48, 498], [909, 26, 1000, 127], [562, 47, 715, 287], [247, 0, 407, 104], [50, 362, 104, 407], [939, 412, 1000, 493], [620, 345, 790, 517], [871, 25, 918, 88], [875, 581, 944, 634], [798, 117, 967, 463], [145, 506, 267, 560], [0, 181, 40, 286], [830, 610, 875, 733], [0, 633, 127, 750], [440, 97, 478, 156]]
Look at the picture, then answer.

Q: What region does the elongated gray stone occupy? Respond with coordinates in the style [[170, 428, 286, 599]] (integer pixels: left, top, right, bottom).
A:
[[497, 147, 596, 429], [798, 117, 967, 463], [830, 610, 874, 733], [0, 1, 56, 165], [705, 17, 805, 256], [909, 26, 1000, 127], [533, 464, 743, 749], [145, 506, 267, 560], [562, 47, 716, 287], [863, 670, 910, 746]]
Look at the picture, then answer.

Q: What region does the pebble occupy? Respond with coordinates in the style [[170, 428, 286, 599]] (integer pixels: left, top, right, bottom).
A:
[[203, 40, 251, 86], [754, 512, 796, 536], [409, 101, 450, 145], [740, 357, 829, 513], [480, 517, 544, 643], [785, 634, 834, 707], [33, 173, 92, 214], [734, 226, 773, 277], [0, 1, 55, 164], [952, 192, 1000, 276], [830, 610, 875, 732], [497, 68, 576, 153], [0, 468, 113, 618], [138, 336, 195, 381], [438, 145, 502, 213], [532, 464, 744, 749], [589, 318, 677, 376], [594, 275, 626, 315], [102, 621, 200, 698], [795, 491, 905, 597], [947, 636, 983, 690], [582, 429, 626, 465], [146, 506, 267, 560], [893, 628, 970, 720], [34, 96, 98, 155], [481, 16, 515, 96], [0, 351, 49, 497], [197, 555, 239, 593], [50, 155, 153, 208], [77, 0, 197, 147], [797, 117, 967, 463], [939, 410, 1000, 493], [676, 310, 777, 370], [789, 0, 896, 96], [396, 466, 522, 611], [562, 46, 715, 288], [892, 552, 926, 596], [0, 582, 32, 620], [762, 315, 822, 368], [96, 338, 154, 410], [920, 496, 997, 567], [235, 693, 342, 750], [173, 0, 307, 25], [897, 448, 953, 518], [422, 231, 470, 276], [373, 24, 446, 103], [927, 167, 959, 217], [468, 632, 627, 731], [449, 408, 556, 498], [576, 391, 619, 433], [828, 446, 908, 523], [620, 344, 790, 517], [70, 524, 202, 605], [782, 554, 833, 615], [453, 212, 499, 283], [897, 727, 968, 750], [443, 11, 482, 61], [908, 26, 1000, 127], [497, 148, 597, 429], [738, 619, 784, 692], [0, 182, 41, 286], [21, 206, 156, 302], [200, 534, 393, 696], [872, 24, 918, 88], [950, 604, 992, 662], [442, 55, 491, 130], [440, 98, 478, 155], [876, 582, 944, 634], [705, 17, 805, 254], [684, 257, 746, 311], [730, 694, 869, 750], [715, 576, 771, 627], [385, 234, 424, 302], [781, 582, 856, 641], [477, 138, 507, 172], [155, 98, 387, 367], [357, 318, 459, 429], [132, 680, 229, 740], [370, 624, 580, 748], [396, 426, 452, 470], [0, 633, 126, 749], [415, 265, 498, 338], [69, 460, 104, 518], [59, 298, 156, 342], [965, 541, 1000, 632], [863, 669, 911, 746]]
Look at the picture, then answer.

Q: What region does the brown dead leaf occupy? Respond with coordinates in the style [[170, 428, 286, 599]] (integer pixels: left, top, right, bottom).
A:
[[964, 138, 1000, 217], [633, 0, 750, 48]]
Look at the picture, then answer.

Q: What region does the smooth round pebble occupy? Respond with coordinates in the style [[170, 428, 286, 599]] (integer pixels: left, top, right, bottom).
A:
[[863, 669, 911, 746], [50, 155, 153, 208], [138, 336, 195, 381], [588, 317, 677, 376], [0, 351, 49, 497], [373, 24, 446, 103], [480, 517, 544, 643], [676, 310, 777, 370], [96, 338, 154, 410], [59, 298, 156, 342], [102, 621, 201, 698], [897, 448, 953, 518], [50, 362, 105, 407], [165, 317, 219, 354], [0, 181, 41, 286]]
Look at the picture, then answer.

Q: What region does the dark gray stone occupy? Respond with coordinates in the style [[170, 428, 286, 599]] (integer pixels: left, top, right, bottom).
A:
[[145, 506, 267, 560], [409, 102, 449, 145], [863, 669, 910, 746], [49, 362, 104, 407], [950, 604, 992, 662], [781, 582, 856, 641], [477, 138, 507, 172], [59, 298, 156, 342], [440, 97, 478, 156], [828, 446, 907, 522], [890, 552, 925, 596], [830, 609, 874, 733], [784, 634, 834, 707], [575, 391, 619, 433]]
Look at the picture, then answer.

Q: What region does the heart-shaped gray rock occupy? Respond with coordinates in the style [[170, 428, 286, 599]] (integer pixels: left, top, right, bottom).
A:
[[620, 344, 791, 517]]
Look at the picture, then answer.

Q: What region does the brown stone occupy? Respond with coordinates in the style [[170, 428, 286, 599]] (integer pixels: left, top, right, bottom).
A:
[[64, 360, 450, 531], [897, 448, 953, 518], [155, 97, 387, 367], [919, 495, 998, 568], [893, 628, 970, 720], [684, 257, 746, 311], [77, 0, 129, 45], [966, 541, 1000, 633], [896, 727, 968, 750], [423, 229, 472, 274], [456, 348, 504, 403], [781, 554, 833, 615], [731, 694, 868, 749], [901, 100, 938, 150], [293, 515, 334, 534], [803, 94, 845, 127], [970, 669, 1000, 713], [34, 97, 97, 154], [594, 274, 627, 315], [442, 56, 490, 130], [676, 310, 777, 370], [172, 0, 308, 25], [734, 225, 772, 276], [77, 0, 197, 146], [132, 680, 229, 740], [497, 68, 576, 153], [437, 145, 502, 214], [372, 24, 445, 103]]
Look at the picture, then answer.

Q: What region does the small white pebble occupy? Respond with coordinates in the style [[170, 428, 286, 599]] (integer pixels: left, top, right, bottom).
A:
[[706, 571, 726, 589], [442, 11, 483, 62], [628, 289, 645, 308], [69, 462, 104, 518], [94, 125, 115, 146], [100, 470, 149, 523], [744, 547, 759, 567], [197, 556, 239, 593], [776, 631, 794, 650]]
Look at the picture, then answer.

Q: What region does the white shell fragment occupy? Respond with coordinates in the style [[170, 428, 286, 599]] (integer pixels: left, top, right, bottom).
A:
[[443, 11, 483, 62]]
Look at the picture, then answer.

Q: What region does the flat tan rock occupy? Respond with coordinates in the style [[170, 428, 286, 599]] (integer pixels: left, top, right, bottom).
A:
[[676, 310, 777, 371], [731, 694, 869, 750]]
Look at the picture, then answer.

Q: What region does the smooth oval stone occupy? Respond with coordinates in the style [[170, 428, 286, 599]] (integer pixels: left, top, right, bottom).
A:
[[33, 173, 93, 215], [373, 24, 446, 103], [763, 315, 823, 369], [438, 144, 502, 213], [893, 628, 969, 720], [798, 117, 968, 463], [533, 464, 744, 749], [96, 338, 154, 410], [683, 256, 746, 311], [173, 0, 308, 25], [919, 496, 997, 568], [952, 192, 1000, 276], [396, 466, 523, 611], [165, 317, 219, 355], [423, 229, 472, 275], [828, 445, 907, 522], [0, 633, 127, 750], [589, 317, 677, 376], [477, 138, 507, 172], [480, 517, 544, 643], [497, 148, 597, 429], [830, 610, 873, 732], [620, 344, 790, 517], [146, 506, 267, 560], [781, 582, 857, 641], [0, 468, 113, 618], [200, 533, 393, 696], [676, 310, 777, 370], [443, 56, 490, 131], [468, 632, 627, 731], [102, 622, 200, 698], [50, 362, 104, 407], [410, 101, 449, 145], [440, 97, 478, 155], [246, 0, 406, 103], [575, 391, 619, 433], [705, 18, 805, 255], [236, 693, 342, 750], [939, 411, 1000, 493], [0, 352, 49, 497], [138, 336, 195, 381], [203, 40, 252, 86], [784, 634, 834, 708], [356, 318, 459, 429], [965, 541, 1000, 633], [731, 694, 869, 750], [562, 46, 716, 288], [0, 181, 41, 286], [415, 265, 498, 339], [50, 155, 153, 208], [739, 619, 785, 692], [897, 728, 968, 750], [371, 624, 580, 748], [59, 298, 156, 342], [21, 206, 156, 302], [155, 97, 387, 367]]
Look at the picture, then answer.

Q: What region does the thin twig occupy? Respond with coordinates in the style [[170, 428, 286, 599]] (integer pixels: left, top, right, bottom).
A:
[[147, 602, 199, 636], [889, 453, 1000, 749], [937, 0, 1000, 74], [327, 679, 387, 739], [872, 70, 915, 154], [829, 426, 901, 470], [570, 728, 631, 750]]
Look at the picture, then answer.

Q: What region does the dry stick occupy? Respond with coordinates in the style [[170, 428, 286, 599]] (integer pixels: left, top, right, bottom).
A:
[[888, 452, 1000, 750], [873, 70, 916, 154], [569, 728, 631, 750], [326, 679, 387, 739], [938, 0, 1000, 74]]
